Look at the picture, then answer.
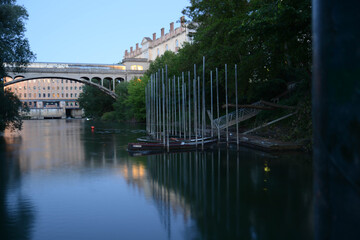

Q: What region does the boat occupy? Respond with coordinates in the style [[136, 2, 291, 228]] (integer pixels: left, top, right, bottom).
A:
[[128, 137, 217, 153]]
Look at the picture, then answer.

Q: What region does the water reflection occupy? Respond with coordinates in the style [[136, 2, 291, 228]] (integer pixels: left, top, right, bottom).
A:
[[0, 135, 35, 240], [145, 150, 313, 239], [0, 120, 313, 240]]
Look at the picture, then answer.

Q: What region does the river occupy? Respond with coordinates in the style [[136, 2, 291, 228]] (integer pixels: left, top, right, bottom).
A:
[[0, 120, 313, 240]]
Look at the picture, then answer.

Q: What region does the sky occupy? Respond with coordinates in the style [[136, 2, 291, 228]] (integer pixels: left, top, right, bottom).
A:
[[17, 0, 190, 64]]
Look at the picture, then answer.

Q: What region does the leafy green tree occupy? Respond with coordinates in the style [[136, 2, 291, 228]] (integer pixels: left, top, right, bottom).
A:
[[0, 0, 35, 132], [0, 81, 29, 132], [124, 75, 149, 121], [182, 0, 311, 100], [0, 0, 35, 76], [78, 85, 115, 118], [113, 81, 130, 120]]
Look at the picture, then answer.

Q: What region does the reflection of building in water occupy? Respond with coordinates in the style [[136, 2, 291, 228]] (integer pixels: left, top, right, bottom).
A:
[[4, 76, 83, 119], [4, 120, 86, 172]]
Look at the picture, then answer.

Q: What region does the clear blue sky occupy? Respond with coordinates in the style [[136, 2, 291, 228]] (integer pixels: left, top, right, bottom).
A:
[[17, 0, 190, 64]]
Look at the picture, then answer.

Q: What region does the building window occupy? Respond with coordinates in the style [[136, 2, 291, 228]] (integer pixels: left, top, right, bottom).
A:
[[29, 102, 32, 105], [43, 93, 45, 97], [48, 86, 50, 90], [166, 44, 168, 51], [38, 93, 41, 97], [48, 93, 50, 97], [62, 93, 64, 98], [66, 87, 68, 90], [66, 93, 68, 97], [57, 93, 59, 98], [53, 93, 55, 97], [24, 93, 26, 98], [74, 86, 77, 90], [70, 87, 72, 90], [19, 93, 22, 98], [33, 93, 36, 97], [75, 93, 77, 97], [79, 86, 82, 90], [176, 39, 179, 47], [157, 48, 159, 56], [70, 93, 73, 97]]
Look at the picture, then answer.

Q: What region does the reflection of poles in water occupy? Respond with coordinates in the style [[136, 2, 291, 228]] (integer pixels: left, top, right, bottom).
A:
[[236, 151, 240, 236], [217, 149, 221, 222], [226, 150, 230, 231]]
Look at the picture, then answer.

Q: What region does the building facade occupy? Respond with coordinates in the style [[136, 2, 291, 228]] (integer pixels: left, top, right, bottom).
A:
[[123, 17, 194, 64], [4, 76, 84, 119]]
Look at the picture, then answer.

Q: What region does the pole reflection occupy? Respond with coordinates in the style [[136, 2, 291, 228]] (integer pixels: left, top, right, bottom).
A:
[[145, 150, 313, 240]]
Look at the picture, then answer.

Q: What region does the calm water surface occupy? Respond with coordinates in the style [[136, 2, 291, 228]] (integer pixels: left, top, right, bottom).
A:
[[0, 120, 313, 240]]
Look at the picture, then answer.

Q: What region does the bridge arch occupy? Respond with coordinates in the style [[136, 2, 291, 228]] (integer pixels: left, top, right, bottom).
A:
[[4, 76, 117, 99]]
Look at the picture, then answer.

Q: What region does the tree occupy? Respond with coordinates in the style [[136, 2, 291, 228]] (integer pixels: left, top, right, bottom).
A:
[[78, 85, 115, 118], [124, 75, 149, 121], [0, 0, 35, 132], [112, 81, 130, 121], [0, 0, 35, 76], [0, 81, 29, 132]]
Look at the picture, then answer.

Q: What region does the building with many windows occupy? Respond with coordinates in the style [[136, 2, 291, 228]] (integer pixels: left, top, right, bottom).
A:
[[4, 77, 84, 119], [123, 17, 194, 66]]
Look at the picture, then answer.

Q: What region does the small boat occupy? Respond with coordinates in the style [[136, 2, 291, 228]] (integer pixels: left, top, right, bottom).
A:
[[128, 137, 217, 153]]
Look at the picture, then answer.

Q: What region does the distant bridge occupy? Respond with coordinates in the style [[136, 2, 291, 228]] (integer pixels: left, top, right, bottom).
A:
[[2, 62, 147, 98]]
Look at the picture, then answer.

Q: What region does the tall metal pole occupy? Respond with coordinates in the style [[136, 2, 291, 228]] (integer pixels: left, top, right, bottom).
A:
[[197, 76, 200, 138], [173, 76, 176, 136], [182, 73, 186, 140], [193, 76, 197, 147], [216, 68, 220, 142], [202, 56, 206, 150], [210, 71, 214, 137], [166, 65, 169, 151], [188, 71, 191, 140], [145, 84, 148, 134], [178, 77, 181, 138], [225, 64, 229, 146], [235, 64, 239, 150], [162, 69, 165, 147]]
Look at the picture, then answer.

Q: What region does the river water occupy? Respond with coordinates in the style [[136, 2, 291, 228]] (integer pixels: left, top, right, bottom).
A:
[[0, 120, 313, 240]]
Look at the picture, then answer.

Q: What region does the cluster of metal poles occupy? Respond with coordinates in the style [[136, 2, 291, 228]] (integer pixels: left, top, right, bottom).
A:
[[145, 57, 240, 151]]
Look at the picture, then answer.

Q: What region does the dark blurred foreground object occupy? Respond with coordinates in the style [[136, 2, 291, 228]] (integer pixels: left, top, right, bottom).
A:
[[312, 0, 360, 239]]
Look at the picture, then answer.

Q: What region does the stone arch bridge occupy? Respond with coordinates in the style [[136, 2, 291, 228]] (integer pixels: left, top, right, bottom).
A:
[[3, 62, 147, 99]]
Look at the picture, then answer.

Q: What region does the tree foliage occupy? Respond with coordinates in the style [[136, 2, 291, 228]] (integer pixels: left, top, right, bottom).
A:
[[78, 85, 115, 118], [0, 0, 35, 76], [0, 0, 34, 132], [0, 82, 28, 132]]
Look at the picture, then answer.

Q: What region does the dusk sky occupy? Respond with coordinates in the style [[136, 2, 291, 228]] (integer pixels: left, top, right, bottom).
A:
[[17, 0, 190, 64]]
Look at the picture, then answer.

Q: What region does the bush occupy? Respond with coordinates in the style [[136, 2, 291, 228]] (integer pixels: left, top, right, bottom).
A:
[[101, 111, 117, 121]]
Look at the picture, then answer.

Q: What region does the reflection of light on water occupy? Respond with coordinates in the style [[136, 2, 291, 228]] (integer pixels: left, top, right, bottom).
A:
[[263, 160, 270, 191], [119, 164, 146, 180]]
